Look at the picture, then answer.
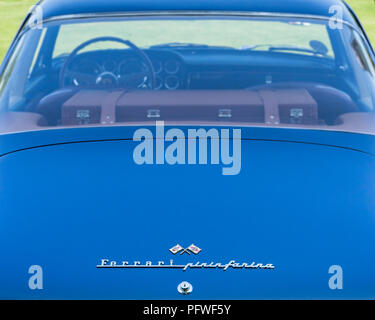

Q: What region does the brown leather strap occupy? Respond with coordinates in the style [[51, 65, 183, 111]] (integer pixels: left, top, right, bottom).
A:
[[258, 90, 280, 125], [100, 90, 125, 125]]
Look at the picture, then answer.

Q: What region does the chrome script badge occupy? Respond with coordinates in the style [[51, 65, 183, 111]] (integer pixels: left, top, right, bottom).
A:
[[97, 244, 275, 272]]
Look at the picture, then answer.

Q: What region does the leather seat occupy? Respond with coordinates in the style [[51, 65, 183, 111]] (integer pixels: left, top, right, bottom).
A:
[[37, 88, 78, 125]]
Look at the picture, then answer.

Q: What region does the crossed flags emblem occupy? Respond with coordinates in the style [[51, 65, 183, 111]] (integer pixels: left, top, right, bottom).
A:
[[169, 244, 202, 255]]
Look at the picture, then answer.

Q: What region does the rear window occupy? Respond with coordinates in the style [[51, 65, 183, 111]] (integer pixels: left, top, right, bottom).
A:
[[0, 15, 374, 135], [53, 19, 334, 57]]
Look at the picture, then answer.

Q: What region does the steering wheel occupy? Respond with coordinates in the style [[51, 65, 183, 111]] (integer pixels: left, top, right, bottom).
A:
[[59, 36, 155, 89]]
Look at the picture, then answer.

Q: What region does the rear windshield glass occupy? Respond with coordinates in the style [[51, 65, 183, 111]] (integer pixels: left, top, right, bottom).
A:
[[0, 15, 375, 134]]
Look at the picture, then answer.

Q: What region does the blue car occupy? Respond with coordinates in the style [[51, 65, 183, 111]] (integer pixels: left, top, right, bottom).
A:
[[0, 0, 374, 300]]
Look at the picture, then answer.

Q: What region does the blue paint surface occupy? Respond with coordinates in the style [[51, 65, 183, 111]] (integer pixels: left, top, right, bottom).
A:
[[0, 126, 374, 299], [37, 0, 356, 24]]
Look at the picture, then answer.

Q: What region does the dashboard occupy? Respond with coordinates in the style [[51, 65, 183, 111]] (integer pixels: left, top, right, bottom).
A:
[[66, 49, 186, 90], [55, 48, 338, 92]]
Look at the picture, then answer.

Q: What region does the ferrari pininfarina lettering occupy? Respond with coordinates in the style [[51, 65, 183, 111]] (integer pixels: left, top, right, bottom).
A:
[[97, 245, 275, 271], [97, 259, 275, 271]]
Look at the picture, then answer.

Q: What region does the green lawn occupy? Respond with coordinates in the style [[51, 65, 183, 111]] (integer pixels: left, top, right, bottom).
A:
[[0, 0, 35, 59], [347, 0, 375, 44], [0, 0, 374, 61]]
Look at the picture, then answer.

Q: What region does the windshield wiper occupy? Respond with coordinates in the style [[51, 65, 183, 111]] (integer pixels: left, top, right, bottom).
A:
[[150, 42, 232, 49], [241, 44, 327, 56], [151, 42, 209, 48]]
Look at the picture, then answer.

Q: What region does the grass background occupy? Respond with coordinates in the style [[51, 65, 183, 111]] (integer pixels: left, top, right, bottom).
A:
[[0, 0, 374, 61]]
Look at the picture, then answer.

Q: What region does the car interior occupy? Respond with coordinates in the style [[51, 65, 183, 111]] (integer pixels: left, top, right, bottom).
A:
[[1, 18, 375, 134]]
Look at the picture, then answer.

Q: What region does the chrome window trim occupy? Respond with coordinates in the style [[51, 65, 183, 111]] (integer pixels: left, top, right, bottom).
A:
[[5, 10, 373, 75], [24, 11, 361, 34], [18, 11, 370, 53], [7, 10, 373, 75]]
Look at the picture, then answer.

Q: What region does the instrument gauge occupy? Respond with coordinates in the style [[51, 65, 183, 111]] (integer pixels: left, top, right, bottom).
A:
[[164, 60, 180, 74], [153, 60, 163, 74]]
